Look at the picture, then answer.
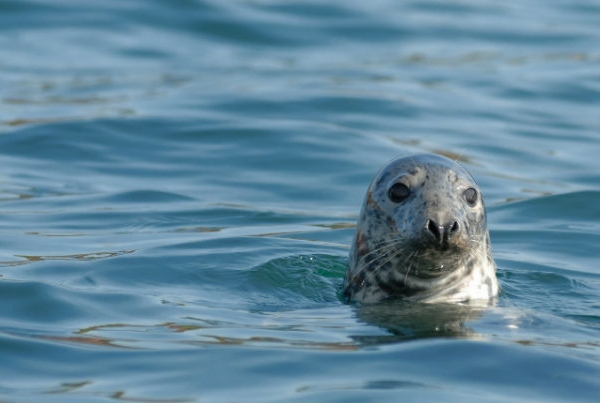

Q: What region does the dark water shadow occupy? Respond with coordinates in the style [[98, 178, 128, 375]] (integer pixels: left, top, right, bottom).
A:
[[351, 300, 489, 345]]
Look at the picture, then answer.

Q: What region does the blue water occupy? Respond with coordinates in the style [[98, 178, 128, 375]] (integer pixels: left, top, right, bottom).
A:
[[1, 0, 599, 401]]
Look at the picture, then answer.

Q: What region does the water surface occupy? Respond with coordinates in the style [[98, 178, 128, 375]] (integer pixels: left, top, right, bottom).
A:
[[0, 1, 599, 402]]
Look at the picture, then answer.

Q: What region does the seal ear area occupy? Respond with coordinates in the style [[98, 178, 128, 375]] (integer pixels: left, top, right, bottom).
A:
[[387, 182, 410, 203], [462, 187, 479, 207]]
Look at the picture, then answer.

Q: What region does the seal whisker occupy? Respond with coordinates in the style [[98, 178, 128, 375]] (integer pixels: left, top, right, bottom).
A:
[[403, 250, 419, 284], [361, 242, 414, 288], [360, 242, 401, 268], [358, 235, 408, 266], [362, 243, 404, 276]]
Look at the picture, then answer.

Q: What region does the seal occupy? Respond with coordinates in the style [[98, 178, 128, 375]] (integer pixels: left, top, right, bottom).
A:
[[343, 153, 498, 304]]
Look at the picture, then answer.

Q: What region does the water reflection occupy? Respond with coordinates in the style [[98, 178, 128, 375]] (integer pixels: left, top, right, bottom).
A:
[[352, 301, 489, 344]]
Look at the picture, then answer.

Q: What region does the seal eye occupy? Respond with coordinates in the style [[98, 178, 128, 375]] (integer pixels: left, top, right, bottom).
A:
[[388, 183, 410, 203], [463, 187, 478, 207]]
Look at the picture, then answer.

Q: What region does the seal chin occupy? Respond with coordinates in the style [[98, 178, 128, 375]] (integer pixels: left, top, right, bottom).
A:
[[413, 265, 447, 279], [402, 240, 470, 280], [409, 260, 456, 279]]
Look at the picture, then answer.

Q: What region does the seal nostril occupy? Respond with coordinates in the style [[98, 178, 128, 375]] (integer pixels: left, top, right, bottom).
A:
[[446, 220, 460, 241], [426, 219, 459, 244], [426, 219, 442, 242]]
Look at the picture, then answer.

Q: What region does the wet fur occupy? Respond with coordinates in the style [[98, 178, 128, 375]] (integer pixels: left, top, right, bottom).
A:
[[344, 154, 498, 304]]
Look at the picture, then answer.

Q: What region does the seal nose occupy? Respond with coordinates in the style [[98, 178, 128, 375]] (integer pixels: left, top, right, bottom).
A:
[[425, 219, 460, 246]]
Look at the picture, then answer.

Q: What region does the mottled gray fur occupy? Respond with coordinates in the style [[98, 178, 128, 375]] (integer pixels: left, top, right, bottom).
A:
[[344, 154, 498, 304]]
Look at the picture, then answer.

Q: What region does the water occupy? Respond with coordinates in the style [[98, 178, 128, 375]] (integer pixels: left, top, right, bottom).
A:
[[1, 0, 599, 401]]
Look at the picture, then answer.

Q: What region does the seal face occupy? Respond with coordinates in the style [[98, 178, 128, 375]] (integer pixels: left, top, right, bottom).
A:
[[344, 153, 498, 304]]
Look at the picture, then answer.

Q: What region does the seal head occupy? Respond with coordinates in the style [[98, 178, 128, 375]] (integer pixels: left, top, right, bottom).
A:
[[344, 153, 498, 304]]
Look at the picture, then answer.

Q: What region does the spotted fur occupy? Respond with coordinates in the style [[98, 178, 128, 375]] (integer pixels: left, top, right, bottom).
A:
[[344, 154, 499, 304]]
